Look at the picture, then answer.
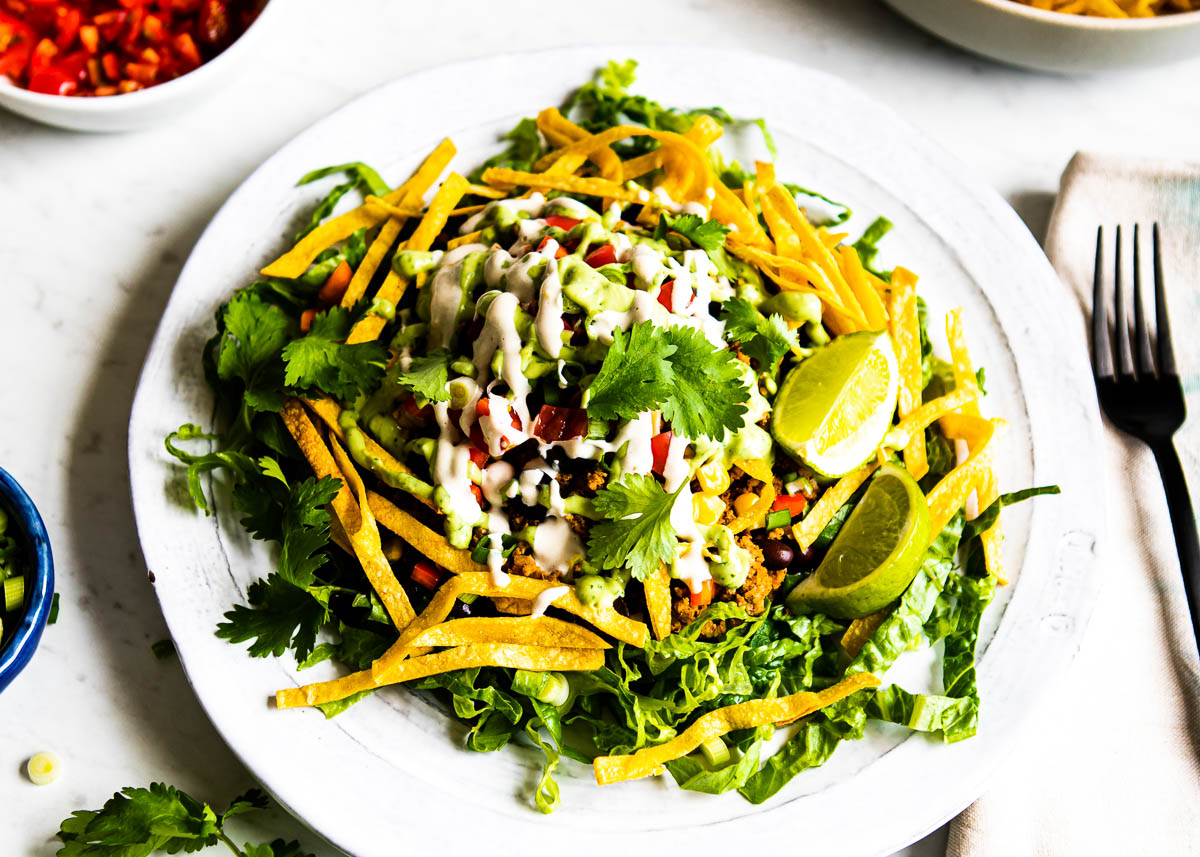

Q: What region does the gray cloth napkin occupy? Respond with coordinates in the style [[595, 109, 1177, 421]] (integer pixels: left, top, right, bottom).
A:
[[944, 153, 1200, 856]]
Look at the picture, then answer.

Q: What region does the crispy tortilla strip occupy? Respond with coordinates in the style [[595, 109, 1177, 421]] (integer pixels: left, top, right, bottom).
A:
[[888, 267, 926, 479], [620, 115, 723, 181], [945, 309, 1006, 583], [926, 415, 999, 537], [448, 229, 485, 250], [890, 386, 981, 450], [303, 397, 435, 510], [727, 478, 776, 535], [755, 160, 776, 192], [467, 183, 508, 199], [492, 596, 533, 615], [366, 490, 486, 575], [841, 607, 891, 659], [328, 514, 353, 556], [347, 174, 470, 345], [724, 239, 854, 319], [262, 138, 455, 279], [838, 245, 889, 329], [537, 108, 623, 181], [372, 572, 647, 680], [792, 461, 879, 552], [341, 216, 403, 308], [280, 400, 416, 630], [593, 672, 880, 784], [277, 643, 605, 710], [481, 167, 640, 204], [645, 565, 672, 641], [406, 615, 608, 650], [362, 197, 486, 222]]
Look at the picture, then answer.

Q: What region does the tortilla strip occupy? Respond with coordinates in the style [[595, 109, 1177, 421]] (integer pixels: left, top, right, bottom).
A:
[[890, 386, 981, 450], [620, 115, 724, 181], [276, 643, 605, 710], [644, 565, 672, 641], [945, 309, 1006, 583], [838, 245, 889, 330], [448, 229, 485, 250], [926, 415, 999, 537], [724, 239, 854, 318], [492, 596, 533, 615], [406, 615, 608, 650], [279, 400, 416, 630], [593, 672, 881, 784], [262, 138, 455, 279], [537, 108, 623, 181], [366, 489, 486, 576], [302, 397, 435, 510], [840, 607, 891, 659], [792, 461, 879, 552], [888, 267, 926, 479], [341, 216, 403, 308], [481, 167, 640, 203], [347, 174, 469, 345], [727, 478, 775, 535]]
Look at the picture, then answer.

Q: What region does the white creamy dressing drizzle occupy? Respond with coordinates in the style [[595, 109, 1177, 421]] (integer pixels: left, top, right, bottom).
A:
[[529, 584, 569, 619], [502, 249, 551, 303], [662, 433, 691, 493], [630, 243, 664, 288], [461, 192, 545, 233], [428, 243, 487, 349], [472, 291, 531, 429], [433, 401, 483, 527], [610, 232, 633, 261], [479, 393, 529, 456], [534, 248, 565, 359], [652, 186, 683, 213], [533, 519, 583, 576], [670, 483, 711, 593], [590, 290, 661, 344], [612, 412, 656, 475], [481, 461, 515, 586], [546, 197, 593, 218], [662, 250, 728, 348], [680, 201, 709, 217], [483, 248, 513, 289]]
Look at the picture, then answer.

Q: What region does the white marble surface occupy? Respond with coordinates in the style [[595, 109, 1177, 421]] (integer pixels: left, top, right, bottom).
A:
[[1, 2, 1197, 855]]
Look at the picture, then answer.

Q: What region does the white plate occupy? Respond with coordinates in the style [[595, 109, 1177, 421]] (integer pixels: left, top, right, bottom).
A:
[[128, 47, 1104, 857]]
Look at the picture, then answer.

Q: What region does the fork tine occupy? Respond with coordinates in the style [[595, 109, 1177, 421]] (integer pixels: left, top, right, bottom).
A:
[[1114, 225, 1136, 378], [1153, 223, 1178, 376], [1132, 224, 1156, 377], [1092, 226, 1114, 379]]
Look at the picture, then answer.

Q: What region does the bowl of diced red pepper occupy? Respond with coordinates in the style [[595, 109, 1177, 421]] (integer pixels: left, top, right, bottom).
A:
[[0, 0, 275, 131]]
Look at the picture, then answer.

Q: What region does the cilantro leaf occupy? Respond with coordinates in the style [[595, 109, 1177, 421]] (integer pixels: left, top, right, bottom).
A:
[[216, 573, 327, 660], [244, 841, 316, 857], [720, 297, 798, 375], [588, 474, 681, 581], [215, 292, 290, 413], [395, 348, 451, 403], [656, 214, 730, 253], [277, 475, 341, 588], [56, 782, 220, 857], [660, 325, 749, 439], [584, 321, 675, 420], [281, 306, 387, 401], [220, 788, 269, 823]]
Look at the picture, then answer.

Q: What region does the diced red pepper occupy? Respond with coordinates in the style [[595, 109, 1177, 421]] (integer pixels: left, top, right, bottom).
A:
[[410, 560, 442, 591], [536, 235, 567, 260], [299, 308, 317, 333], [53, 6, 80, 51], [542, 214, 580, 232], [650, 431, 672, 475], [29, 35, 55, 71], [656, 279, 676, 312], [92, 10, 126, 43], [316, 260, 352, 306], [173, 31, 200, 67], [584, 244, 617, 268], [689, 578, 715, 608], [771, 493, 808, 517], [142, 13, 163, 42], [100, 50, 118, 79], [531, 404, 589, 442], [401, 397, 433, 422]]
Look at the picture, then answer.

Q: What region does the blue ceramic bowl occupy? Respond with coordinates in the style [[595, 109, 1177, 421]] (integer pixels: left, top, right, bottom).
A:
[[0, 467, 54, 693]]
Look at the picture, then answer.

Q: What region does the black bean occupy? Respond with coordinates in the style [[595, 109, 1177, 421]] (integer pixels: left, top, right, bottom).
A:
[[761, 539, 794, 569]]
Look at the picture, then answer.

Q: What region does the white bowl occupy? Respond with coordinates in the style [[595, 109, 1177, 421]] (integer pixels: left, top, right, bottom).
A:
[[885, 0, 1200, 73], [0, 1, 280, 132]]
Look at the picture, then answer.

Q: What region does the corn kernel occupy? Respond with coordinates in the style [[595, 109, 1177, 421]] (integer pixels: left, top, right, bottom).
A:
[[696, 459, 731, 495], [733, 491, 758, 518], [692, 493, 726, 526]]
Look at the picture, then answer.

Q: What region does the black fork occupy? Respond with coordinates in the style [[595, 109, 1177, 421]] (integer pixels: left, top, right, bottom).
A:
[[1092, 223, 1200, 654]]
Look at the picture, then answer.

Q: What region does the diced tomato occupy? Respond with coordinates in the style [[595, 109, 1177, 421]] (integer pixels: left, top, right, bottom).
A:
[[650, 431, 672, 475], [531, 404, 588, 442], [0, 27, 35, 80], [28, 63, 75, 94], [53, 6, 80, 51], [401, 397, 433, 421], [469, 483, 484, 504], [100, 50, 118, 79], [476, 397, 522, 430], [656, 279, 676, 312], [29, 35, 55, 71], [410, 560, 442, 591], [468, 423, 488, 454], [536, 235, 567, 260], [77, 22, 97, 52], [142, 13, 163, 42], [543, 215, 580, 231], [771, 493, 808, 517], [299, 308, 316, 333], [123, 59, 155, 84], [173, 31, 200, 67], [316, 259, 352, 306], [689, 578, 715, 608], [584, 244, 617, 268], [467, 445, 488, 469]]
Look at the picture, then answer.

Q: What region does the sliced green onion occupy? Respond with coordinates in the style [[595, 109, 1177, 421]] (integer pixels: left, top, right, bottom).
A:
[[511, 670, 570, 706], [699, 736, 730, 767], [458, 593, 479, 605], [765, 509, 792, 530], [26, 752, 60, 786], [3, 576, 23, 613]]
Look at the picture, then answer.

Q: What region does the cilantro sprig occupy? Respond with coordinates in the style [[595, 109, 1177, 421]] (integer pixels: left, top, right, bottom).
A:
[[584, 321, 749, 440], [282, 306, 388, 401], [394, 348, 452, 403], [56, 783, 313, 857], [587, 474, 682, 581], [654, 213, 730, 254], [720, 297, 798, 376]]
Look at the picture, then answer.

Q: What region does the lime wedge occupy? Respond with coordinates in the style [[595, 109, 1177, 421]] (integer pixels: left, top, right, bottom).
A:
[[770, 331, 898, 477], [785, 462, 930, 619]]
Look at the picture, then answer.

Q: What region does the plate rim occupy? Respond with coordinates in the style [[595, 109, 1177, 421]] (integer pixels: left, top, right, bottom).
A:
[[128, 44, 1106, 857]]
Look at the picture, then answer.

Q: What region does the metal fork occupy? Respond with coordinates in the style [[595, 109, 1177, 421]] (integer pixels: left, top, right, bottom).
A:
[[1092, 223, 1200, 653]]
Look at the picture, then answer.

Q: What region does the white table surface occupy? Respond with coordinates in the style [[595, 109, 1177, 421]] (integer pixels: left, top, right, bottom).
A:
[[2, 2, 1198, 855]]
